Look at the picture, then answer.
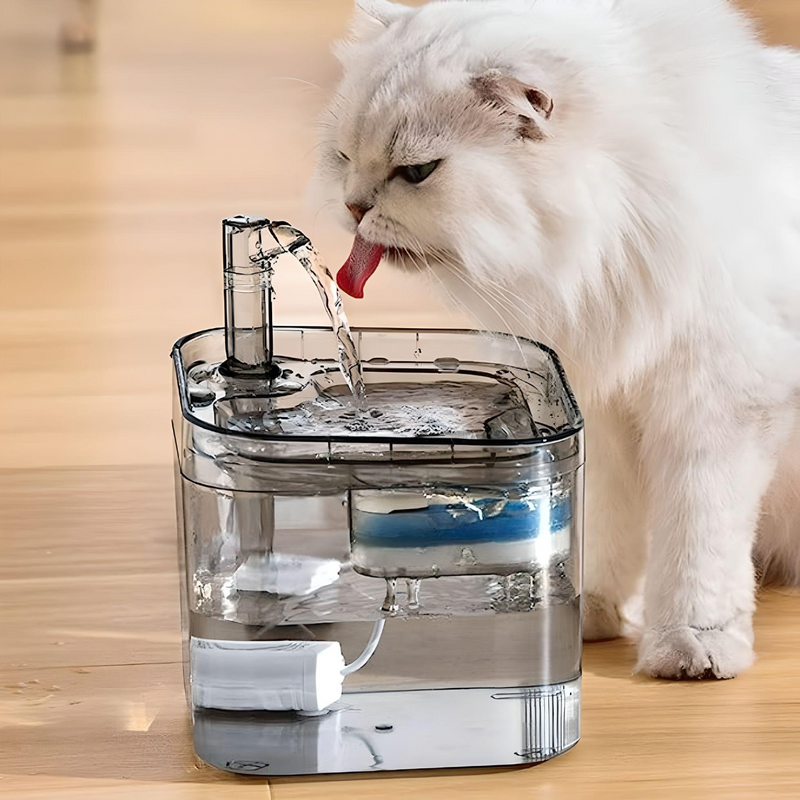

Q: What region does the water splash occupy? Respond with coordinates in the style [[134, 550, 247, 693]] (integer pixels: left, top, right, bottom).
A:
[[382, 578, 399, 614], [406, 578, 421, 610], [268, 381, 522, 438], [294, 243, 365, 406]]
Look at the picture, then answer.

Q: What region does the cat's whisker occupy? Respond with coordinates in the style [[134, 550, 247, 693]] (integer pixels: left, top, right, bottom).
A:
[[435, 260, 529, 369], [304, 139, 340, 160], [271, 76, 324, 93], [403, 234, 473, 319], [423, 255, 497, 336], [311, 199, 339, 229], [466, 265, 576, 362], [479, 277, 581, 369]]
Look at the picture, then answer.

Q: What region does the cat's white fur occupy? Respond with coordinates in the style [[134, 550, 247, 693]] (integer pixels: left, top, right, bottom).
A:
[[312, 0, 800, 679]]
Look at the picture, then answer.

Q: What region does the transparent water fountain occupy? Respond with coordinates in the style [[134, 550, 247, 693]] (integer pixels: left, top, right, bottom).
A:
[[172, 216, 585, 775]]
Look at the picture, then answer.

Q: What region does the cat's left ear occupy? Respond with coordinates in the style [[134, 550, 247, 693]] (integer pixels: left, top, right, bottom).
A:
[[355, 0, 410, 27], [471, 69, 554, 141]]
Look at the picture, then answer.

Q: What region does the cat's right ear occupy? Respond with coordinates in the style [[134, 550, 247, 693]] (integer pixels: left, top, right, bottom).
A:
[[471, 69, 554, 141]]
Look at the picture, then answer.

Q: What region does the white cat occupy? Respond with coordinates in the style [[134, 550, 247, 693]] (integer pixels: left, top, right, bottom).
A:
[[312, 0, 800, 679]]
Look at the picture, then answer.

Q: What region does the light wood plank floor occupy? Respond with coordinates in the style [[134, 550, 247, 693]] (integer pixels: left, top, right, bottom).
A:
[[1, 1, 799, 797]]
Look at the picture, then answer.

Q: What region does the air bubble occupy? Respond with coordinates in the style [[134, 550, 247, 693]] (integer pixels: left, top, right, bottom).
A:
[[433, 357, 460, 373]]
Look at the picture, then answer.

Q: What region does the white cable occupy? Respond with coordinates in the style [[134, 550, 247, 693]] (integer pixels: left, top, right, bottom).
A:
[[341, 619, 386, 675]]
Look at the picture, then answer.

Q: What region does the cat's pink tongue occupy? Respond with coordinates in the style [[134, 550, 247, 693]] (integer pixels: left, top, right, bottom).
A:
[[337, 235, 384, 299]]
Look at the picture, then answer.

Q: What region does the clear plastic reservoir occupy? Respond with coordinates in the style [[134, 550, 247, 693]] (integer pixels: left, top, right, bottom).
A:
[[173, 325, 584, 775]]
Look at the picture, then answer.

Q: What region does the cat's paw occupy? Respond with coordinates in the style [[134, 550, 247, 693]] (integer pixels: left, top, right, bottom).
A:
[[636, 625, 754, 680], [583, 592, 623, 641]]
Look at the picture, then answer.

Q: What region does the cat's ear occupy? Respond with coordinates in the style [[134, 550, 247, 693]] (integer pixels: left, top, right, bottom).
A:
[[335, 1, 408, 62], [355, 0, 410, 27], [471, 69, 554, 141], [343, 0, 410, 47]]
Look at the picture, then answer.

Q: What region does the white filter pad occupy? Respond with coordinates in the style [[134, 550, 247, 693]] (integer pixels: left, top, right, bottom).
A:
[[233, 553, 341, 596]]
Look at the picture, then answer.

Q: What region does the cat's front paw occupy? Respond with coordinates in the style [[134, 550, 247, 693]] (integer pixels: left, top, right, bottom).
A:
[[583, 592, 623, 641], [637, 625, 754, 680]]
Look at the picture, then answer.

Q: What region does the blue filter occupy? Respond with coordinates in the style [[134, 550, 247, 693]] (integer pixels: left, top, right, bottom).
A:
[[349, 489, 573, 578]]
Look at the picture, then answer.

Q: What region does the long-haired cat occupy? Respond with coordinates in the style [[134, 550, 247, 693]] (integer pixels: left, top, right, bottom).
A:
[[312, 0, 800, 679]]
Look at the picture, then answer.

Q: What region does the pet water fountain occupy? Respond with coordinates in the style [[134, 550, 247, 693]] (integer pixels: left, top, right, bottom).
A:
[[172, 215, 585, 775]]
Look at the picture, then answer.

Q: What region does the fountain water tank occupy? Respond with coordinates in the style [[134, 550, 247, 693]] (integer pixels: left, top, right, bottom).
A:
[[172, 216, 585, 775]]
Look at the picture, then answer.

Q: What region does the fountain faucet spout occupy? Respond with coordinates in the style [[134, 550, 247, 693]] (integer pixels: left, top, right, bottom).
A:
[[220, 215, 310, 380], [219, 214, 364, 401]]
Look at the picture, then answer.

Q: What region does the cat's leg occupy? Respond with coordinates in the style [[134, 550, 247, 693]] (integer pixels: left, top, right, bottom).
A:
[[755, 411, 800, 585], [583, 402, 647, 641], [636, 394, 781, 679]]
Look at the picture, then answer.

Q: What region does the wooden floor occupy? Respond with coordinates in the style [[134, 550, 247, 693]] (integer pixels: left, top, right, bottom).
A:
[[1, 1, 799, 797]]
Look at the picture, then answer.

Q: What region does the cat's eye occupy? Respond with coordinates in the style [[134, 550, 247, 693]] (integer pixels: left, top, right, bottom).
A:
[[394, 160, 441, 184], [337, 151, 350, 162]]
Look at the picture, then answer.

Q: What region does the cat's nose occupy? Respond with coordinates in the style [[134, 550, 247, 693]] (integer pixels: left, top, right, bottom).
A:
[[346, 203, 372, 224]]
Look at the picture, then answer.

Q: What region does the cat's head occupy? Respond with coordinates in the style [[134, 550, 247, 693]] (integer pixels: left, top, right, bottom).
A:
[[313, 0, 595, 300]]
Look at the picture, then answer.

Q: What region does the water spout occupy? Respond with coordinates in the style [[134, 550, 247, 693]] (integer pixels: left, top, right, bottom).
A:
[[219, 215, 364, 403]]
